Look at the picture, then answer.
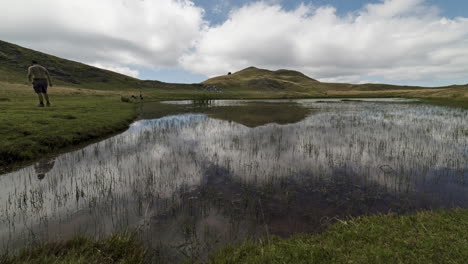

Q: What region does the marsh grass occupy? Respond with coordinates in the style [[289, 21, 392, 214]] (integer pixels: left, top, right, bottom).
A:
[[1, 232, 145, 264], [418, 98, 468, 109], [209, 209, 468, 264]]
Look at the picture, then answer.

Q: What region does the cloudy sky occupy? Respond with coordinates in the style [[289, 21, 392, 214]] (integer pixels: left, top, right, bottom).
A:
[[1, 0, 468, 86]]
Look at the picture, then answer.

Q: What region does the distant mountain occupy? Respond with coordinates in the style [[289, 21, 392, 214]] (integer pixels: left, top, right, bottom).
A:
[[204, 66, 326, 96], [204, 66, 427, 93], [204, 66, 468, 101]]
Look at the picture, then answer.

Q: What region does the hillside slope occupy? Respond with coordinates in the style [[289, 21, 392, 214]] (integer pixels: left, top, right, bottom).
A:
[[0, 40, 148, 89], [204, 66, 325, 96], [1, 40, 467, 101], [0, 40, 203, 91]]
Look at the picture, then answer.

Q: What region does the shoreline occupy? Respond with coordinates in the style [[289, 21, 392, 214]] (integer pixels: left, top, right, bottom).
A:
[[3, 209, 467, 263], [1, 95, 466, 174], [0, 94, 138, 174]]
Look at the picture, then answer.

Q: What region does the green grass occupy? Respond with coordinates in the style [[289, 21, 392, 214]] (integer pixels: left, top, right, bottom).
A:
[[0, 82, 137, 171], [210, 209, 468, 264], [1, 233, 145, 264], [3, 210, 466, 263]]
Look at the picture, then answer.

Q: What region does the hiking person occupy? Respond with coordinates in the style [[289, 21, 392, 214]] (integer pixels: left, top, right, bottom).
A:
[[27, 60, 53, 107]]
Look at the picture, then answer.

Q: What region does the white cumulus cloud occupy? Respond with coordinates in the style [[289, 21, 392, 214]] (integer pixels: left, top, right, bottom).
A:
[[0, 0, 206, 76], [1, 0, 468, 85], [181, 0, 468, 84], [90, 63, 140, 78]]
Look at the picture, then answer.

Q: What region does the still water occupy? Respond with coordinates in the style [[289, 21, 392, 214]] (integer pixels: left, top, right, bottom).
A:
[[0, 99, 467, 262]]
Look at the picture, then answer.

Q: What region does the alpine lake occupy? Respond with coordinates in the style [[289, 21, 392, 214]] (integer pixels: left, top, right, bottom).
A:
[[1, 99, 467, 262]]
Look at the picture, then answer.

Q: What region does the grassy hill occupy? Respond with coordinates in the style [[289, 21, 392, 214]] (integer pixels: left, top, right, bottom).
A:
[[0, 40, 206, 93], [204, 66, 326, 97], [0, 40, 144, 90], [1, 39, 467, 101], [205, 66, 468, 101]]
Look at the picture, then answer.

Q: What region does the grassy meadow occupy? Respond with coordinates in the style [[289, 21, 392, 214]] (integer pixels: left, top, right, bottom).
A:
[[0, 81, 137, 172]]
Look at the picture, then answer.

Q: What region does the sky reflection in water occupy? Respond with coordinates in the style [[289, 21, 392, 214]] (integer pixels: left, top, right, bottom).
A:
[[0, 99, 466, 261]]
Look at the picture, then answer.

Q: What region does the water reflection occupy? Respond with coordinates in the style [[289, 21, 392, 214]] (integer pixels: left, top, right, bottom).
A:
[[207, 102, 311, 127], [34, 159, 55, 180], [141, 100, 312, 127], [0, 100, 466, 262]]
